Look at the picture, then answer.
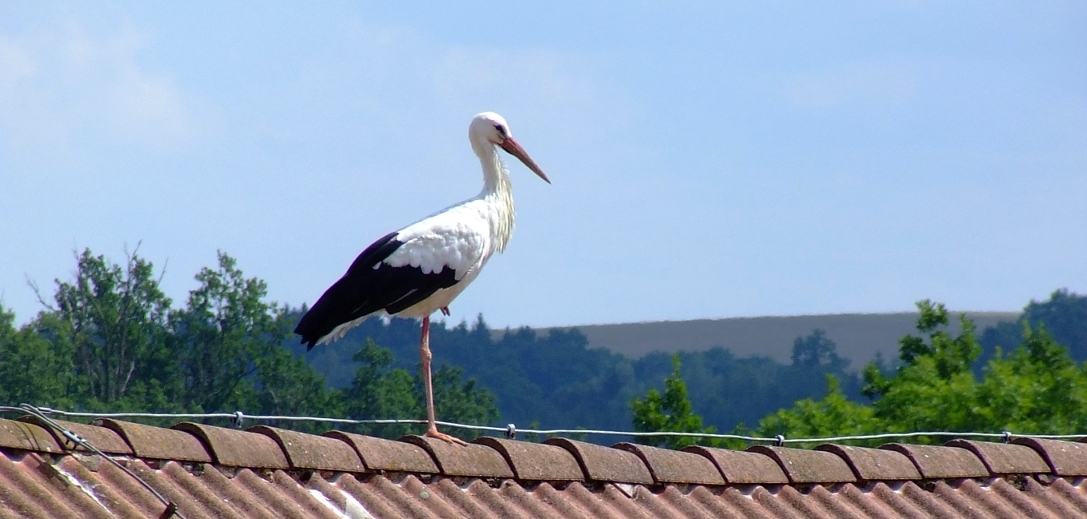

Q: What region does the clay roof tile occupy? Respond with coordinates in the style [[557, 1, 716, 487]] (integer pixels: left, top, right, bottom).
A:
[[93, 418, 212, 463], [1012, 437, 1087, 476], [0, 417, 61, 453], [879, 443, 991, 479], [171, 422, 289, 469], [473, 436, 584, 481], [248, 425, 365, 472], [400, 435, 514, 478], [612, 442, 725, 485], [944, 439, 1051, 475], [543, 437, 654, 484], [322, 431, 439, 474], [5, 415, 1087, 519], [748, 445, 857, 484], [682, 445, 790, 484], [815, 444, 922, 481]]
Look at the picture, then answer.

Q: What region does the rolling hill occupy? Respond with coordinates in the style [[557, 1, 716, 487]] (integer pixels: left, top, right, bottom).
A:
[[499, 312, 1020, 365]]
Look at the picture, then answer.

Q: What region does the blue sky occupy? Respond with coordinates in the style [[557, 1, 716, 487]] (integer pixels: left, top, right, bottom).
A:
[[1, 2, 1084, 329]]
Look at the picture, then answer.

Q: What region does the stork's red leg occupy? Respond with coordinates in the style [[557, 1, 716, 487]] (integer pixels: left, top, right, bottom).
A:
[[420, 315, 466, 445]]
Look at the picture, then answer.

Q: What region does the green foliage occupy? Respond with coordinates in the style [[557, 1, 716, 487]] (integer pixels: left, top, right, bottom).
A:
[[299, 316, 645, 436], [759, 299, 1087, 444], [304, 317, 863, 440], [250, 341, 344, 432], [342, 339, 498, 441], [758, 375, 877, 444], [431, 363, 500, 440], [1, 248, 343, 431], [895, 300, 980, 380], [0, 247, 503, 439], [632, 355, 715, 448], [972, 325, 1087, 434], [44, 248, 174, 408], [13, 246, 1087, 445], [0, 306, 76, 408], [792, 329, 849, 371], [343, 339, 421, 438], [861, 300, 982, 434], [980, 288, 1087, 365], [170, 252, 290, 413]]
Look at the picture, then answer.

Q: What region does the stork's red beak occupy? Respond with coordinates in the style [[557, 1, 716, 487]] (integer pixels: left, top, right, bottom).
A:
[[499, 137, 550, 184]]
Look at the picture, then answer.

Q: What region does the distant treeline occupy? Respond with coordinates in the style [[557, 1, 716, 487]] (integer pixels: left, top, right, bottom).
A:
[[2, 247, 1085, 441], [977, 288, 1087, 367], [295, 289, 1087, 436], [295, 315, 866, 435]]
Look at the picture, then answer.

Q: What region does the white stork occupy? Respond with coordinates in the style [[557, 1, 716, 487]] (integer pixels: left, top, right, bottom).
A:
[[295, 112, 549, 444]]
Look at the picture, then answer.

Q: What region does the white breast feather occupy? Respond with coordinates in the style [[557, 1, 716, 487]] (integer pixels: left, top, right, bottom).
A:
[[383, 204, 491, 280]]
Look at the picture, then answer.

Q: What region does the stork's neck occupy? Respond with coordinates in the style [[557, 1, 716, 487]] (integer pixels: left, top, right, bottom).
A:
[[477, 143, 515, 252]]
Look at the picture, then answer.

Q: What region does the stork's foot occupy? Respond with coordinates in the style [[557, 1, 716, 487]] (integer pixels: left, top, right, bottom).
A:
[[425, 425, 467, 446], [440, 306, 450, 316]]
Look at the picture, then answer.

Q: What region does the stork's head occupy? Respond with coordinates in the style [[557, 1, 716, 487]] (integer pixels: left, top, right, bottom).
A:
[[470, 112, 550, 184]]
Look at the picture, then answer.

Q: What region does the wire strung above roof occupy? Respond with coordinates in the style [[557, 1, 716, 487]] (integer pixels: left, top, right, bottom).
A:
[[10, 404, 1085, 446]]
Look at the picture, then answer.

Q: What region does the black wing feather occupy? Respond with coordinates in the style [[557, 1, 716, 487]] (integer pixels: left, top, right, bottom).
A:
[[294, 231, 459, 349]]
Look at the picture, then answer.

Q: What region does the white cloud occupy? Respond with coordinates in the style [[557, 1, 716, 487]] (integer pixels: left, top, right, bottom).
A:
[[0, 19, 208, 156]]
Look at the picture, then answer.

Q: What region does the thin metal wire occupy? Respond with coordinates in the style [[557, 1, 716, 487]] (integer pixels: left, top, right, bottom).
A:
[[5, 405, 185, 519], [784, 431, 1005, 443], [14, 406, 1085, 445]]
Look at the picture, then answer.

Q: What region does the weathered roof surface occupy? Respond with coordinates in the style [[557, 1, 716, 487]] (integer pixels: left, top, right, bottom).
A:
[[2, 416, 1087, 518]]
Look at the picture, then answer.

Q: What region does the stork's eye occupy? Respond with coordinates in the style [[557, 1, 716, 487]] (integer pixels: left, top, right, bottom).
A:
[[494, 124, 507, 137]]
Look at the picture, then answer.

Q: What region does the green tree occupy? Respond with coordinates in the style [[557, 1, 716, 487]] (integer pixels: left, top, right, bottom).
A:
[[7, 248, 347, 430], [861, 300, 982, 433], [1023, 289, 1087, 359], [758, 375, 877, 443], [631, 355, 723, 449], [979, 289, 1087, 367], [758, 299, 1087, 444], [167, 251, 343, 424], [170, 251, 288, 413], [303, 311, 869, 439], [342, 339, 499, 440], [973, 325, 1087, 434], [250, 336, 344, 432], [791, 329, 849, 371], [430, 363, 500, 440], [342, 339, 420, 438], [0, 306, 76, 407], [42, 248, 175, 409]]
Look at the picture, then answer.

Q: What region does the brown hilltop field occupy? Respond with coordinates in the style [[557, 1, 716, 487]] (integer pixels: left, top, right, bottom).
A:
[[499, 312, 1020, 365]]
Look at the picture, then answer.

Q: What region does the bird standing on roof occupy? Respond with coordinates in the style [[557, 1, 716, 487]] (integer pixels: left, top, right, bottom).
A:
[[294, 112, 550, 444]]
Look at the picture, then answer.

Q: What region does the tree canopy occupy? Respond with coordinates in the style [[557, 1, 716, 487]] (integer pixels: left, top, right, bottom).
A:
[[980, 288, 1087, 365], [631, 355, 725, 449], [0, 248, 496, 437], [6, 247, 1086, 446], [755, 300, 1087, 445]]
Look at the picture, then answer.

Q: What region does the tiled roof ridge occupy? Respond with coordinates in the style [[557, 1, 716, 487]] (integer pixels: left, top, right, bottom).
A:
[[2, 415, 1086, 488]]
